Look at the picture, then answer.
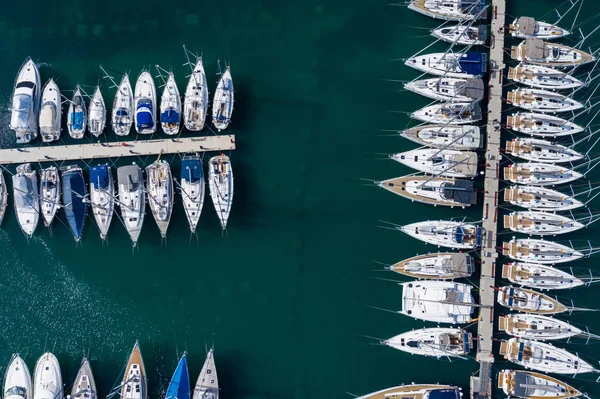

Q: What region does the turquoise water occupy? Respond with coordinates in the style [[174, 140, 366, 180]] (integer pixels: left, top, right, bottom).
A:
[[0, 0, 600, 398]]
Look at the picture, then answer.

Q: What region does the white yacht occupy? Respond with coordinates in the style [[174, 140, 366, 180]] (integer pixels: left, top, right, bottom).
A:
[[507, 88, 583, 113], [382, 328, 472, 358], [112, 74, 134, 136], [500, 338, 599, 375], [13, 163, 39, 238], [499, 314, 587, 341], [192, 349, 219, 399], [408, 0, 486, 21], [401, 125, 481, 149], [357, 384, 462, 399], [431, 25, 487, 46], [117, 164, 145, 246], [209, 155, 233, 230], [212, 67, 234, 131], [503, 163, 582, 186], [146, 160, 174, 238], [502, 238, 584, 264], [411, 102, 481, 125], [88, 86, 106, 137], [504, 211, 584, 236], [67, 86, 87, 139], [404, 77, 484, 102], [134, 71, 157, 134], [33, 353, 63, 399], [40, 166, 60, 227], [378, 176, 476, 207], [506, 113, 584, 137], [180, 154, 205, 233], [509, 17, 570, 40], [39, 79, 61, 142], [505, 138, 584, 164], [508, 63, 584, 90], [502, 262, 586, 290], [10, 57, 40, 144], [511, 39, 596, 68], [399, 220, 482, 249], [0, 172, 7, 226], [4, 354, 32, 399], [121, 342, 146, 399], [389, 252, 473, 280], [405, 52, 487, 78], [69, 358, 96, 399], [89, 164, 114, 240], [159, 72, 181, 135], [184, 58, 209, 131], [499, 369, 583, 399], [497, 286, 568, 314], [391, 149, 478, 178], [400, 281, 474, 324], [504, 185, 584, 212]]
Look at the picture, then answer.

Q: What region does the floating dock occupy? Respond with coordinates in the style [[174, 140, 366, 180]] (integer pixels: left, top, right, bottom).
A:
[[0, 135, 236, 165]]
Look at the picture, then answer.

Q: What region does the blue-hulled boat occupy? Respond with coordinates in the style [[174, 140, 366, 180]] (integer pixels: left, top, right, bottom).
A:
[[166, 354, 190, 399], [61, 166, 88, 241]]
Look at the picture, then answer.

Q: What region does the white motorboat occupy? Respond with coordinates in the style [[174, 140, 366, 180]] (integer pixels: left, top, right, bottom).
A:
[[69, 358, 96, 399], [500, 338, 599, 375], [184, 58, 209, 131], [180, 154, 205, 233], [212, 67, 234, 131], [391, 149, 478, 178], [67, 85, 87, 139], [378, 176, 476, 207], [404, 77, 484, 102], [505, 138, 584, 164], [411, 102, 481, 125], [192, 349, 219, 399], [117, 164, 145, 246], [383, 327, 472, 358], [497, 285, 569, 314], [89, 164, 114, 240], [504, 211, 584, 236], [389, 252, 474, 279], [508, 63, 584, 90], [509, 17, 570, 40], [502, 262, 586, 290], [3, 354, 32, 399], [88, 86, 106, 137], [503, 163, 582, 186], [134, 71, 157, 134], [399, 220, 482, 249], [506, 113, 584, 137], [507, 88, 583, 113], [357, 384, 462, 399], [431, 25, 487, 45], [498, 369, 583, 399], [400, 281, 474, 324], [511, 39, 596, 68], [40, 166, 60, 227], [504, 185, 584, 211], [13, 163, 39, 238], [401, 125, 481, 149], [499, 314, 587, 341], [159, 72, 181, 135], [0, 172, 7, 226], [404, 52, 487, 78], [502, 238, 584, 264], [112, 74, 134, 136], [146, 160, 174, 238], [33, 353, 63, 399], [121, 342, 147, 399], [408, 0, 486, 21], [10, 57, 40, 144], [209, 154, 233, 230], [39, 79, 61, 142]]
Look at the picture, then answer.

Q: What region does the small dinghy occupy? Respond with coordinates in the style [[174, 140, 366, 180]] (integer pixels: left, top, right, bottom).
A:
[[192, 349, 219, 399], [117, 165, 145, 246], [502, 238, 584, 264], [61, 165, 88, 242], [505, 138, 584, 164], [212, 67, 234, 131], [497, 286, 568, 314], [411, 102, 481, 125], [509, 17, 570, 40], [67, 86, 87, 139], [400, 125, 481, 149], [184, 59, 209, 131], [405, 52, 487, 78], [3, 354, 32, 399], [160, 72, 181, 135], [121, 342, 147, 399], [431, 25, 487, 46], [506, 113, 584, 137], [508, 63, 584, 90], [112, 74, 134, 136], [40, 166, 60, 227], [33, 353, 63, 399], [507, 88, 583, 113], [39, 79, 61, 142], [398, 220, 483, 249], [378, 176, 476, 207], [408, 0, 486, 21], [10, 57, 41, 144], [499, 314, 587, 341], [504, 163, 582, 186], [391, 149, 478, 178], [13, 163, 39, 237], [89, 164, 114, 240], [70, 358, 97, 399], [146, 160, 174, 238], [209, 155, 233, 230], [511, 39, 596, 68], [357, 384, 462, 399], [499, 369, 583, 399], [382, 327, 472, 358], [504, 211, 584, 236], [400, 281, 474, 324], [504, 185, 584, 211], [166, 355, 189, 399], [404, 77, 484, 102], [88, 86, 106, 137], [0, 172, 7, 226], [134, 71, 157, 134], [180, 154, 205, 232], [502, 262, 586, 290], [389, 252, 473, 279]]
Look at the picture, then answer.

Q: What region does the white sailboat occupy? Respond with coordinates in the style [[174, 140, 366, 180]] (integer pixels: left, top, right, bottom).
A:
[[497, 285, 569, 314], [507, 88, 583, 113], [503, 163, 582, 186], [411, 102, 481, 125], [208, 155, 233, 230], [508, 63, 584, 90], [405, 52, 487, 78], [404, 77, 484, 102], [112, 74, 134, 136], [67, 86, 87, 139], [192, 349, 219, 399], [504, 185, 584, 211], [117, 164, 145, 246], [391, 149, 478, 178], [184, 58, 209, 131], [505, 138, 584, 164], [0, 172, 7, 226], [10, 57, 40, 144], [33, 353, 63, 399], [408, 0, 486, 21], [400, 125, 481, 149], [509, 17, 570, 40], [69, 358, 96, 399], [357, 384, 462, 399], [212, 67, 234, 131], [511, 39, 596, 68], [431, 25, 487, 46], [3, 354, 32, 399], [378, 176, 476, 207], [146, 160, 174, 238], [180, 154, 205, 233], [398, 220, 482, 249], [506, 113, 584, 137], [389, 252, 474, 280], [40, 166, 60, 227], [39, 79, 61, 143], [499, 314, 590, 341], [502, 238, 584, 264], [13, 163, 40, 238], [382, 327, 472, 358], [400, 281, 474, 324], [502, 262, 586, 290], [134, 71, 157, 134], [498, 369, 583, 399], [159, 72, 181, 135], [504, 211, 585, 236], [88, 86, 106, 137], [89, 164, 114, 240]]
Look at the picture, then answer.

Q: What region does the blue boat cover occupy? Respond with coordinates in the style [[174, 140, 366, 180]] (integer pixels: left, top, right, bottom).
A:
[[62, 168, 88, 241], [459, 52, 487, 76], [71, 111, 84, 130], [455, 227, 465, 244], [181, 159, 202, 183], [161, 108, 180, 124], [428, 389, 460, 399], [517, 342, 525, 362], [166, 356, 190, 399], [116, 109, 129, 117], [90, 165, 110, 190], [137, 101, 153, 129]]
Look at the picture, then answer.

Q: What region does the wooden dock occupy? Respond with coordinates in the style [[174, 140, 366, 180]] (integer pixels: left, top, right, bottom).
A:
[[0, 135, 236, 165]]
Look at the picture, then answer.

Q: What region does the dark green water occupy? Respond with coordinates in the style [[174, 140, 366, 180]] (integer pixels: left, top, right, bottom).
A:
[[1, 0, 600, 398]]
